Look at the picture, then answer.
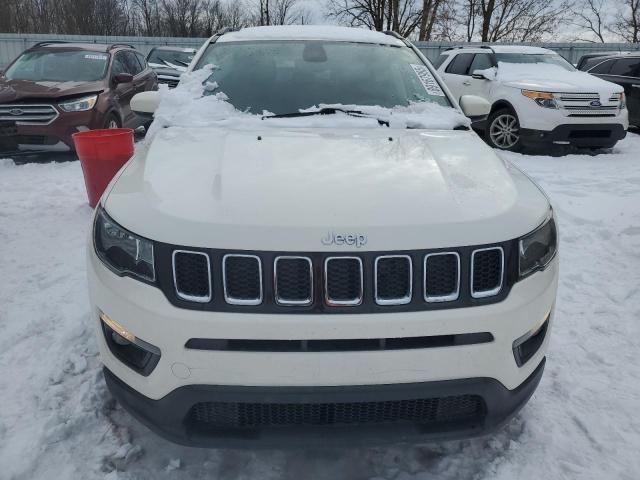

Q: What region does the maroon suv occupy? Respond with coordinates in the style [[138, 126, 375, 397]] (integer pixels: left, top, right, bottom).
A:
[[0, 41, 157, 153]]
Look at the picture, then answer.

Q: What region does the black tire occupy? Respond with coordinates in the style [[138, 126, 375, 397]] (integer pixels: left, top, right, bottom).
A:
[[104, 114, 121, 130], [485, 108, 522, 151]]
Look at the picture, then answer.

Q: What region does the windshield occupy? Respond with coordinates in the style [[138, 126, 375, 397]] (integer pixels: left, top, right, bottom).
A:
[[194, 41, 452, 115], [4, 50, 109, 82], [495, 53, 575, 72], [148, 49, 194, 68]]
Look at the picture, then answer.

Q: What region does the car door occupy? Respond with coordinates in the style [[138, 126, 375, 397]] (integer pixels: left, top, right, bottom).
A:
[[591, 58, 640, 126], [134, 51, 158, 92], [111, 52, 137, 126], [465, 53, 495, 99], [440, 53, 474, 101]]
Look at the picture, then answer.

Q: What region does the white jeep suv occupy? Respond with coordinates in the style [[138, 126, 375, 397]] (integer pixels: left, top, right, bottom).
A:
[[434, 45, 628, 151], [88, 27, 558, 447]]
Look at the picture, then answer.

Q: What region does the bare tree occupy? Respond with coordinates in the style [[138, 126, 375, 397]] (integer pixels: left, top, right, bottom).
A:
[[611, 0, 640, 42], [571, 0, 608, 42], [327, 0, 424, 37]]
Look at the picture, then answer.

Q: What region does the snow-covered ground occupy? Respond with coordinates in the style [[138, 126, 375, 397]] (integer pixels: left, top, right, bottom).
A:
[[1, 135, 639, 479]]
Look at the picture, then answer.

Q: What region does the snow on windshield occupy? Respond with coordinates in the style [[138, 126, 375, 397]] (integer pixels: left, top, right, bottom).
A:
[[145, 64, 470, 140]]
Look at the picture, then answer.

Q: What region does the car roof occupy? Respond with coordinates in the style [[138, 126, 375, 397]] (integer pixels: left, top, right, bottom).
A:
[[28, 42, 136, 53], [589, 52, 640, 60], [217, 25, 406, 47], [445, 45, 554, 55], [151, 46, 197, 53]]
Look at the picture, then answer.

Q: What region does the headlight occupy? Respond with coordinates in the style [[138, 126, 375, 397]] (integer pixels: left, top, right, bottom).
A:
[[521, 90, 558, 109], [94, 207, 155, 282], [519, 213, 557, 278], [620, 92, 626, 110], [59, 94, 98, 112]]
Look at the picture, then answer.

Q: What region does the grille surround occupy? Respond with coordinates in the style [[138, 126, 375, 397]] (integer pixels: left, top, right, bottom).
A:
[[222, 254, 263, 305], [374, 255, 412, 305], [172, 250, 212, 303], [471, 247, 504, 298], [274, 256, 313, 306], [424, 252, 460, 303], [324, 257, 364, 306]]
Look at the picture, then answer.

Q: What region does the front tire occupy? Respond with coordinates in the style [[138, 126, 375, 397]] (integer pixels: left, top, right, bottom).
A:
[[486, 109, 522, 151]]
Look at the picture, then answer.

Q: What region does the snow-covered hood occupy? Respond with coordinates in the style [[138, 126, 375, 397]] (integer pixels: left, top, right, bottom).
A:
[[104, 127, 550, 251], [499, 63, 623, 95]]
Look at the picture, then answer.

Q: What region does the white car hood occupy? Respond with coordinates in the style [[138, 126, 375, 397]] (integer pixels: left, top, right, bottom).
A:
[[501, 70, 623, 95], [105, 127, 550, 251]]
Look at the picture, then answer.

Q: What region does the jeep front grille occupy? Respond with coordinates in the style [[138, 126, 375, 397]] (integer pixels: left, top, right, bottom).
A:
[[164, 243, 513, 313], [0, 103, 59, 124]]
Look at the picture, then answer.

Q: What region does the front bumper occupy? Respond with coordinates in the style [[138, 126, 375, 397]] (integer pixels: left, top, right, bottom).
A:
[[104, 358, 545, 448], [520, 124, 627, 149]]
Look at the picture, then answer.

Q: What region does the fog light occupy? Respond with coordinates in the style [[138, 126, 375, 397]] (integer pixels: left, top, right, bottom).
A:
[[513, 313, 550, 367], [100, 311, 135, 343]]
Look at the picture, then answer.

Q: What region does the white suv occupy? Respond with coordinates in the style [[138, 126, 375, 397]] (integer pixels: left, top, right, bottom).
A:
[[435, 45, 628, 151], [88, 27, 558, 447]]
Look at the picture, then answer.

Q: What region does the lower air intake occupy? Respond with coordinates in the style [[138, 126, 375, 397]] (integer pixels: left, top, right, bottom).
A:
[[187, 395, 485, 428]]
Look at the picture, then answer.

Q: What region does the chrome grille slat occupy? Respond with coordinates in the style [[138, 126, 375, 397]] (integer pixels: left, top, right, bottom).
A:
[[172, 250, 212, 303], [471, 247, 504, 298], [223, 254, 263, 305], [424, 252, 460, 303], [0, 103, 59, 124], [325, 257, 363, 306], [274, 256, 313, 306], [374, 255, 412, 305]]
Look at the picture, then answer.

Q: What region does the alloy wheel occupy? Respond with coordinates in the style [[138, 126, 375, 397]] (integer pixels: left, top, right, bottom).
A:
[[489, 114, 519, 149]]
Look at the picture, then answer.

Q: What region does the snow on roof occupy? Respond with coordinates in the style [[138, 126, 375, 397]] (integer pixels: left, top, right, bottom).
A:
[[218, 25, 405, 46], [489, 45, 555, 54]]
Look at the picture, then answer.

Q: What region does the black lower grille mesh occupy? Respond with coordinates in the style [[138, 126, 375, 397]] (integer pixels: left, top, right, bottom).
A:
[[425, 253, 459, 300], [472, 249, 503, 294], [173, 251, 210, 300], [188, 395, 484, 429], [224, 255, 261, 302], [326, 258, 362, 304], [376, 256, 411, 302], [275, 257, 312, 303]]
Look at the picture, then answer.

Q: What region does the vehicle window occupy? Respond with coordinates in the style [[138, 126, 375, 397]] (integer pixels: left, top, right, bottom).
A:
[[431, 54, 449, 69], [122, 51, 143, 75], [610, 58, 640, 77], [445, 53, 474, 75], [111, 53, 128, 76], [589, 59, 615, 74], [135, 52, 148, 71], [147, 49, 194, 68], [4, 49, 109, 82], [195, 41, 452, 115], [469, 53, 494, 73], [494, 53, 575, 71]]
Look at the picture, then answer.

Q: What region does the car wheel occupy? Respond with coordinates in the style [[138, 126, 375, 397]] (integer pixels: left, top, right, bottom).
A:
[[486, 109, 522, 151], [104, 114, 121, 130]]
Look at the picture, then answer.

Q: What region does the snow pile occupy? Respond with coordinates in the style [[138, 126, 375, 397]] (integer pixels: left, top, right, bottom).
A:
[[2, 136, 640, 478], [145, 65, 469, 139]]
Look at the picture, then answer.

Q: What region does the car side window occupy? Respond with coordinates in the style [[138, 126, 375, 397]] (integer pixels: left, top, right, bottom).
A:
[[135, 52, 148, 71], [445, 53, 474, 75], [589, 59, 614, 74], [431, 54, 449, 70], [469, 53, 494, 73], [122, 51, 143, 76], [609, 58, 640, 77], [111, 53, 128, 76]]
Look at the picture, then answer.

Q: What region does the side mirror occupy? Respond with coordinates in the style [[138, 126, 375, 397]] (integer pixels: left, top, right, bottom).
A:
[[113, 73, 133, 84], [459, 95, 491, 119], [471, 69, 496, 81], [131, 91, 160, 117]]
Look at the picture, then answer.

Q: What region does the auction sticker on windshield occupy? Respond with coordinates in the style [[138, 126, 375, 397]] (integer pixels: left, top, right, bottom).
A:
[[411, 64, 445, 97], [84, 54, 108, 61]]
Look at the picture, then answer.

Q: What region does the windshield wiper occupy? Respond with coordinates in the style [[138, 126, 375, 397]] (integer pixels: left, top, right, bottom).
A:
[[263, 107, 390, 127]]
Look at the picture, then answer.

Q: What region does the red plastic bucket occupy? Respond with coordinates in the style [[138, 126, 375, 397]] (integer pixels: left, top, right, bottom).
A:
[[72, 128, 134, 208]]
